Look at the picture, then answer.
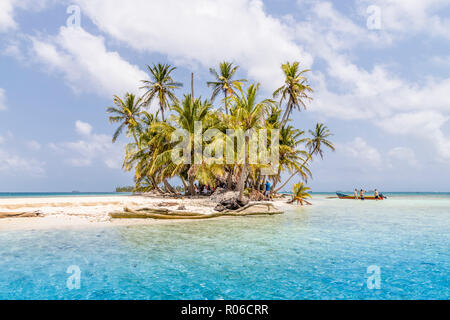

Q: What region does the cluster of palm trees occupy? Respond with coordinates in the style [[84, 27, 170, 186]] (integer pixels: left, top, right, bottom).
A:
[[107, 61, 335, 201]]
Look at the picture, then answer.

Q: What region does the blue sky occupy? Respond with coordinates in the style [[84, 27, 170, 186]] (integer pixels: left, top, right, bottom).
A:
[[0, 0, 450, 192]]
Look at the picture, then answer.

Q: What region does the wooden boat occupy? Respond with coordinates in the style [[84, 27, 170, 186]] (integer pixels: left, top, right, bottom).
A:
[[336, 192, 385, 200]]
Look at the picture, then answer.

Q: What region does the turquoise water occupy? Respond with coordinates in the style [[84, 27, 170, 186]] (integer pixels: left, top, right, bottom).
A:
[[0, 192, 131, 198], [0, 194, 448, 299]]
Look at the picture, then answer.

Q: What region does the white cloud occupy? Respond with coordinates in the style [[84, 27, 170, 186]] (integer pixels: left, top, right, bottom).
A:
[[0, 0, 57, 32], [376, 111, 448, 136], [388, 147, 419, 168], [340, 137, 382, 168], [432, 55, 450, 67], [2, 41, 22, 59], [303, 37, 450, 121], [0, 88, 7, 110], [26, 140, 42, 151], [288, 2, 450, 165], [377, 111, 450, 162], [50, 121, 123, 169], [75, 120, 92, 136], [0, 129, 45, 176], [287, 2, 450, 123], [0, 0, 16, 32], [0, 148, 45, 176], [357, 0, 450, 40], [73, 0, 313, 91], [31, 26, 148, 97], [296, 1, 388, 50]]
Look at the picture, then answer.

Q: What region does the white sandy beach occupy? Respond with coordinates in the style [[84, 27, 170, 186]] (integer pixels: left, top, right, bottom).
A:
[[0, 195, 297, 231]]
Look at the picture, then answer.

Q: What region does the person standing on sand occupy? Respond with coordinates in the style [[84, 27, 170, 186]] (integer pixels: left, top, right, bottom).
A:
[[264, 181, 272, 200], [360, 189, 365, 200], [354, 189, 358, 199], [374, 189, 379, 200]]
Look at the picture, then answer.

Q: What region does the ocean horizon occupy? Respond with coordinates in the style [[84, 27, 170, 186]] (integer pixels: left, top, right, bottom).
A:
[[0, 191, 449, 199]]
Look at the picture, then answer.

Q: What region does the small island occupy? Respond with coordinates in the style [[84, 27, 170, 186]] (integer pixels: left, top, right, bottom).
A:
[[105, 61, 334, 219], [0, 61, 334, 229]]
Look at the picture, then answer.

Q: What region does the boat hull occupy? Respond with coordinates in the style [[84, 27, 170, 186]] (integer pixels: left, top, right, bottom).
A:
[[336, 192, 384, 200]]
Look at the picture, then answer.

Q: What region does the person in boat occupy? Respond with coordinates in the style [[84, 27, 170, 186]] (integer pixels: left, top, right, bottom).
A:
[[354, 189, 358, 199], [360, 189, 365, 200], [374, 189, 379, 200]]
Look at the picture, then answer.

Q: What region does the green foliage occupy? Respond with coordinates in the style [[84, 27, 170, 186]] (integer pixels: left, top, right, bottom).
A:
[[273, 61, 313, 126], [107, 93, 144, 144], [141, 63, 183, 121], [115, 186, 134, 193], [107, 61, 335, 196], [207, 61, 246, 114], [292, 182, 312, 204]]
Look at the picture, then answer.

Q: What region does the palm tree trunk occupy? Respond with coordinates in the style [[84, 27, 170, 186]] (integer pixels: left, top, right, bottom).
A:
[[260, 175, 266, 192], [255, 170, 261, 191], [160, 100, 165, 122], [180, 176, 189, 195], [271, 167, 282, 191], [273, 171, 296, 194], [224, 90, 228, 115], [273, 146, 317, 193], [280, 105, 291, 127], [188, 175, 195, 196], [163, 179, 179, 195], [150, 176, 164, 193], [191, 73, 195, 97], [238, 136, 249, 201], [226, 167, 234, 190], [149, 176, 164, 194]]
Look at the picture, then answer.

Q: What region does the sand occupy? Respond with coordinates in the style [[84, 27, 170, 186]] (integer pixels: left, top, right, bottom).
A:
[[0, 195, 298, 231]]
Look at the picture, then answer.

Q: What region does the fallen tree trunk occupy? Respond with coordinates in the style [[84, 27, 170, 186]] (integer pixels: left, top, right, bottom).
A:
[[0, 211, 42, 219], [110, 203, 284, 220]]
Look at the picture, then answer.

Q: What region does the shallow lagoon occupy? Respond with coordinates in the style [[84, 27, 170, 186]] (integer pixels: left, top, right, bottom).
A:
[[0, 194, 448, 299]]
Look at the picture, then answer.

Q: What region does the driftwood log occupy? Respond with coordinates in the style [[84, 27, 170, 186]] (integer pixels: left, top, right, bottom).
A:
[[109, 203, 283, 220], [0, 211, 43, 219]]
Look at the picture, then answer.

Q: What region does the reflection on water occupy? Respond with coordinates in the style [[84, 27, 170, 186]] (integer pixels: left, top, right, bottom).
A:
[[0, 195, 448, 299]]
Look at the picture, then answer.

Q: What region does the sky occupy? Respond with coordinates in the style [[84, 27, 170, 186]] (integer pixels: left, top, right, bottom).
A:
[[0, 0, 450, 192]]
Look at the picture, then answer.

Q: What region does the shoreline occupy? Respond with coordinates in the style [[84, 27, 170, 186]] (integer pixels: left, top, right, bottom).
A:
[[0, 194, 299, 231]]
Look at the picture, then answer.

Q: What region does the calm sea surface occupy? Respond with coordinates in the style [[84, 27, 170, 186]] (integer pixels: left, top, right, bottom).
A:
[[0, 193, 448, 299]]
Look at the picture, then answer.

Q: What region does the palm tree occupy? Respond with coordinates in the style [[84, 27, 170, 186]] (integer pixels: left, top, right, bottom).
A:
[[273, 61, 313, 127], [306, 123, 335, 159], [289, 182, 312, 205], [109, 62, 337, 205], [107, 93, 143, 145], [145, 95, 217, 196], [273, 123, 334, 193], [141, 63, 183, 121], [124, 120, 178, 195], [171, 95, 222, 195], [271, 125, 311, 191], [207, 62, 246, 115], [230, 83, 274, 201]]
